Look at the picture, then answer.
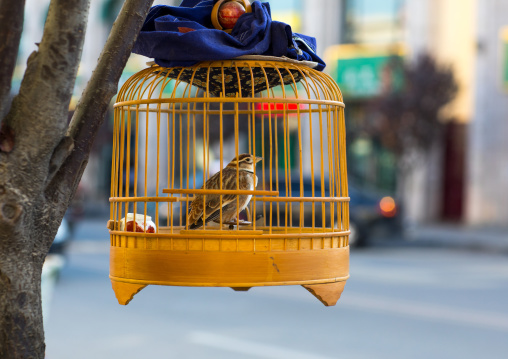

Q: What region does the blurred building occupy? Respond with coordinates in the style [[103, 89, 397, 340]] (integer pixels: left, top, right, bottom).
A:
[[466, 0, 508, 226], [14, 0, 508, 225], [402, 0, 475, 224], [403, 0, 508, 227], [317, 0, 508, 227]]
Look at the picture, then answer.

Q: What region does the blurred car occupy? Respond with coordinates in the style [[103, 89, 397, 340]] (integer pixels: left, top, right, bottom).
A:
[[347, 185, 403, 246], [267, 177, 403, 247]]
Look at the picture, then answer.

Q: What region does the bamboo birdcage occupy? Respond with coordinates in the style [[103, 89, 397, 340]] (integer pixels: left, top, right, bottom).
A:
[[108, 58, 350, 306]]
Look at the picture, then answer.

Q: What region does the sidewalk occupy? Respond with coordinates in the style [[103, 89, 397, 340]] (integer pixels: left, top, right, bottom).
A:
[[407, 224, 508, 254]]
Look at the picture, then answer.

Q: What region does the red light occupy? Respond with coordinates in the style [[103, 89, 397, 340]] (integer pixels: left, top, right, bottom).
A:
[[256, 102, 302, 115], [379, 196, 397, 217]]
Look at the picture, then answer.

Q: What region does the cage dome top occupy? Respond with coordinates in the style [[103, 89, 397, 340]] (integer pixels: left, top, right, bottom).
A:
[[145, 55, 320, 97], [132, 1, 326, 71]]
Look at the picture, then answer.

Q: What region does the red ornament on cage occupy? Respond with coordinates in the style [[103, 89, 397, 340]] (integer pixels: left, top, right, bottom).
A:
[[212, 0, 251, 32]]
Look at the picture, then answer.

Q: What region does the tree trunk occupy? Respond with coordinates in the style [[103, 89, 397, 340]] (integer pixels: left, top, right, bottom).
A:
[[0, 248, 45, 358], [0, 183, 65, 358], [0, 0, 153, 357]]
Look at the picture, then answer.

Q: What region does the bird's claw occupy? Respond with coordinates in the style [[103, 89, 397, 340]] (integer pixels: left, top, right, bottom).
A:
[[223, 219, 252, 229]]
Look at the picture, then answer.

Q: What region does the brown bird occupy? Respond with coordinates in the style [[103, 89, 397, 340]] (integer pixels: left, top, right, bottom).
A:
[[187, 154, 262, 229]]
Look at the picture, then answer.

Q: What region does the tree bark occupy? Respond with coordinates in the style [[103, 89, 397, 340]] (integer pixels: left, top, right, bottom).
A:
[[0, 0, 25, 118], [0, 0, 153, 357], [0, 246, 46, 358]]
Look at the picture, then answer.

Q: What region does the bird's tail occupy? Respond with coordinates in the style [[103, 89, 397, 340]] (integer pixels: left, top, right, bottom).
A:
[[188, 211, 218, 230], [188, 220, 202, 230]]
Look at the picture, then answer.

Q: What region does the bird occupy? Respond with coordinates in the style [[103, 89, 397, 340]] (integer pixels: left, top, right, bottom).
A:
[[187, 153, 262, 229]]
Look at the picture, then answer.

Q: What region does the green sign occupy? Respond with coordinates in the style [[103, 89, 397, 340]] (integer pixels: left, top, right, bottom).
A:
[[502, 27, 508, 90], [336, 55, 402, 98]]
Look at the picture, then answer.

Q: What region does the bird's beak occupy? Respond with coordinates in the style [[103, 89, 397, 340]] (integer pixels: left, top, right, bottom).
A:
[[255, 156, 263, 163]]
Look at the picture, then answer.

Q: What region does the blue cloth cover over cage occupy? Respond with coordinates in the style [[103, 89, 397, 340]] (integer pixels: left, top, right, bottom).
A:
[[132, 0, 326, 71]]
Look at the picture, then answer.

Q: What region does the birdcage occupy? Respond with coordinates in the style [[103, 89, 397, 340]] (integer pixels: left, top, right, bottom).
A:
[[108, 58, 350, 306]]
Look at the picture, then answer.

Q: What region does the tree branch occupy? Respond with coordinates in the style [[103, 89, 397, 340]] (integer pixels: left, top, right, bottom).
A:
[[45, 0, 154, 202], [0, 0, 26, 119], [2, 0, 90, 160]]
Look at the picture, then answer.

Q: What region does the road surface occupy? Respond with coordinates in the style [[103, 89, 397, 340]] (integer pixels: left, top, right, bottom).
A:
[[44, 220, 508, 359]]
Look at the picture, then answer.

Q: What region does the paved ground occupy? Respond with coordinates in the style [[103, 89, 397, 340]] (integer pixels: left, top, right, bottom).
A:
[[43, 220, 508, 359], [408, 224, 508, 254]]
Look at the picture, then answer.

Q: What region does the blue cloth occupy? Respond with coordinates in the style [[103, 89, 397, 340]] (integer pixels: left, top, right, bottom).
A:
[[132, 0, 326, 71]]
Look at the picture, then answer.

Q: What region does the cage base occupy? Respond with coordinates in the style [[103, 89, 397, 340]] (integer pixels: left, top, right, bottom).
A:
[[109, 232, 349, 306]]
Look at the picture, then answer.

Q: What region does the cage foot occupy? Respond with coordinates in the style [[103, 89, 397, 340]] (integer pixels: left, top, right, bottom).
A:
[[111, 281, 146, 305], [230, 287, 251, 291], [302, 281, 346, 307]]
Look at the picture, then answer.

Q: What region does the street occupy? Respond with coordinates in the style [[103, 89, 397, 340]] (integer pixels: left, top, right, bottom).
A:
[[44, 220, 508, 359]]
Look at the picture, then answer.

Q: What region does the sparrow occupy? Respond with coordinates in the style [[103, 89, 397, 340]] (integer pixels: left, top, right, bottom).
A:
[[187, 153, 262, 229]]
